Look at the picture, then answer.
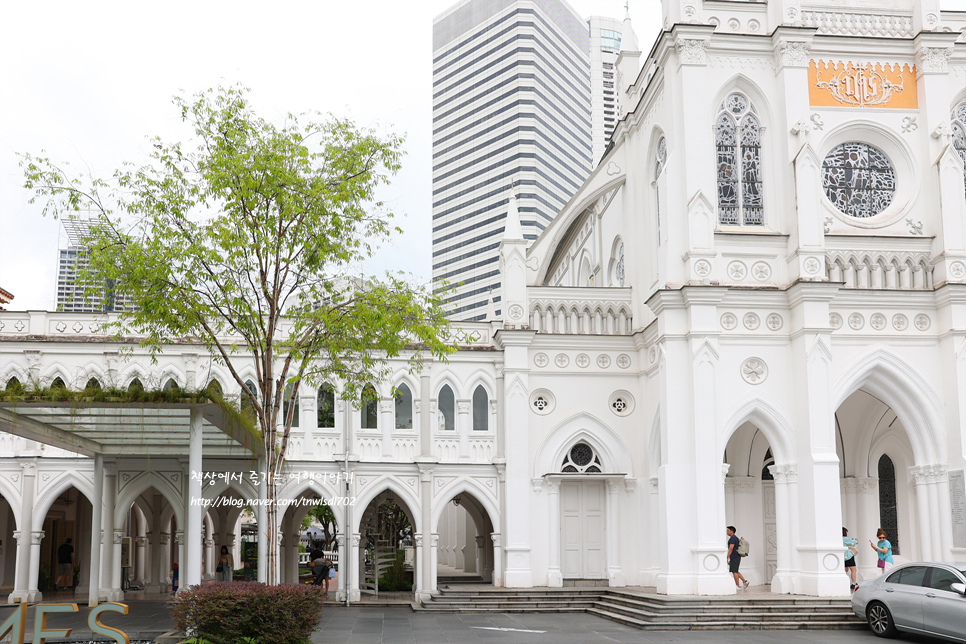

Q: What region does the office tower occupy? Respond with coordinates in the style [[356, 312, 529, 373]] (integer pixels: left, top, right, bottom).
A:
[[588, 16, 624, 163], [432, 0, 593, 321], [56, 218, 132, 313]]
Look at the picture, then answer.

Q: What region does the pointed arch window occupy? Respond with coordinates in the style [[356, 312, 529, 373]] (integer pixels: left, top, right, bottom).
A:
[[472, 385, 488, 431], [878, 454, 900, 555], [395, 383, 413, 430], [242, 380, 258, 421], [654, 136, 667, 244], [283, 383, 299, 428], [950, 102, 966, 191], [163, 378, 179, 391], [437, 384, 455, 431], [616, 243, 625, 287], [761, 448, 775, 480], [562, 443, 602, 473], [51, 377, 67, 390], [317, 383, 335, 428], [129, 378, 144, 393], [84, 378, 101, 391], [5, 377, 22, 393], [716, 92, 763, 226], [361, 384, 378, 430]]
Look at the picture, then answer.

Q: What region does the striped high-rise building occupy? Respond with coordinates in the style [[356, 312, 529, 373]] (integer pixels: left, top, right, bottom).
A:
[[432, 0, 593, 321]]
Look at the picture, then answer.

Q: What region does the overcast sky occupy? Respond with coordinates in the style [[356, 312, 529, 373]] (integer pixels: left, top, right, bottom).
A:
[[2, 1, 963, 311]]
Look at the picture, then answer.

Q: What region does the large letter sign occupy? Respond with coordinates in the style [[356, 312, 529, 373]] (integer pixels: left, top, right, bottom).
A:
[[0, 603, 130, 644]]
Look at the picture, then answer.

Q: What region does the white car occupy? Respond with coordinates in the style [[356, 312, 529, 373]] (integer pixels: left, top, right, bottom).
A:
[[851, 562, 966, 642]]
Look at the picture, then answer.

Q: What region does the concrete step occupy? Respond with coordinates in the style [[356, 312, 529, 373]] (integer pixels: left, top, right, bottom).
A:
[[593, 601, 857, 624], [587, 608, 866, 631]]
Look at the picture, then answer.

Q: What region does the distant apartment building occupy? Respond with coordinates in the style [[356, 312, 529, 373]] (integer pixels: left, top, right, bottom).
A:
[[56, 218, 132, 313], [432, 0, 594, 321], [588, 15, 624, 163]]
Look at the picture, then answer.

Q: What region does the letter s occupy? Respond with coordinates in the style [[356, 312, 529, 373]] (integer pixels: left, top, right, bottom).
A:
[[88, 603, 129, 644]]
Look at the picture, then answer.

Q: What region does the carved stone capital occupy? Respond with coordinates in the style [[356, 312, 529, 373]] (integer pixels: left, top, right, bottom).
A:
[[606, 479, 622, 494], [174, 531, 184, 545], [182, 352, 198, 368], [351, 533, 361, 547], [769, 463, 798, 484], [19, 462, 36, 476], [457, 400, 471, 414], [490, 533, 502, 547], [915, 46, 952, 76], [136, 536, 148, 547], [649, 477, 659, 493], [725, 477, 756, 492], [419, 466, 434, 482], [113, 530, 124, 545], [12, 531, 20, 542], [531, 478, 544, 493], [675, 37, 709, 66], [774, 39, 810, 70], [160, 532, 170, 545], [378, 399, 394, 413], [31, 531, 45, 545], [623, 477, 637, 493], [335, 534, 346, 547], [414, 534, 423, 547]]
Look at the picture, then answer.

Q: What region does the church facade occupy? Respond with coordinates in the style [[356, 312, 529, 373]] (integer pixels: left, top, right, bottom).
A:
[[1, 0, 966, 603]]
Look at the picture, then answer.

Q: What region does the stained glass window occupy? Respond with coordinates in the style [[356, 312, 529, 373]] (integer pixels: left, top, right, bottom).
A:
[[472, 385, 488, 431], [561, 442, 603, 473], [822, 142, 895, 218], [616, 244, 625, 287], [318, 382, 335, 428], [715, 93, 763, 226], [878, 453, 900, 556]]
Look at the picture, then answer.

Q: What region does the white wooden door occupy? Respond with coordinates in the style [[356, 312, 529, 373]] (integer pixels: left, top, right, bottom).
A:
[[561, 481, 606, 578], [762, 481, 777, 583]]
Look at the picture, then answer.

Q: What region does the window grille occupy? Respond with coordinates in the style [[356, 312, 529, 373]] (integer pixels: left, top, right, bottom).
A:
[[822, 142, 895, 218], [715, 92, 763, 226], [561, 443, 603, 473]]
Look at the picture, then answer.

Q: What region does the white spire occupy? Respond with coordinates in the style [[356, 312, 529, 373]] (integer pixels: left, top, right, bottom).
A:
[[503, 189, 523, 241], [485, 288, 496, 321], [620, 3, 639, 53]]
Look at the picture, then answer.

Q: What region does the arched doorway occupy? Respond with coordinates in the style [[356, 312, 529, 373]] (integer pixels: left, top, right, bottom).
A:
[[37, 486, 92, 598], [355, 488, 418, 599], [279, 488, 339, 586], [435, 491, 494, 585]]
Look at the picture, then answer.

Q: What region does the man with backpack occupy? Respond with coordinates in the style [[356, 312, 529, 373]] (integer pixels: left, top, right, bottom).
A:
[[727, 526, 749, 590]]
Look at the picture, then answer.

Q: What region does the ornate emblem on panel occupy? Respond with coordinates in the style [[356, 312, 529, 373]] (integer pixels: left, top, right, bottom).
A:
[[831, 312, 844, 329], [748, 19, 760, 32], [892, 314, 908, 331], [901, 116, 917, 133], [575, 353, 590, 368], [609, 390, 635, 416], [752, 262, 771, 281], [616, 354, 631, 369], [870, 313, 887, 331], [507, 304, 525, 321], [533, 353, 549, 368], [766, 314, 784, 331], [605, 162, 621, 176], [675, 38, 709, 66], [742, 313, 760, 330], [741, 358, 768, 385], [529, 389, 555, 415], [727, 261, 747, 281], [554, 353, 569, 368], [906, 218, 924, 235], [14, 320, 25, 333], [810, 61, 916, 109], [596, 354, 611, 368], [803, 256, 822, 275], [848, 312, 865, 330], [693, 259, 712, 277], [914, 314, 931, 331], [720, 313, 738, 331], [648, 346, 657, 364], [949, 261, 966, 280]]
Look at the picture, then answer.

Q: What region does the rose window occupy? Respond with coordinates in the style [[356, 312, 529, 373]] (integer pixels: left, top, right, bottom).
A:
[[822, 142, 895, 218], [561, 443, 602, 473], [532, 396, 548, 412]]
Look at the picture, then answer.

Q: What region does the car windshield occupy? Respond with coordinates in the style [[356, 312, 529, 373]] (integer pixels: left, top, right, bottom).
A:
[[928, 567, 964, 592]]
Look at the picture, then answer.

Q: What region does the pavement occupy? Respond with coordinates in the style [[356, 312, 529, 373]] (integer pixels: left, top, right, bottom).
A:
[[0, 599, 944, 644]]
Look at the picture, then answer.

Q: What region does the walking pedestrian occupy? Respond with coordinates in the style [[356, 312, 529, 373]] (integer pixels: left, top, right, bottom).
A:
[[843, 527, 858, 590], [218, 545, 234, 582], [55, 538, 75, 592], [726, 526, 749, 590], [870, 529, 894, 572]]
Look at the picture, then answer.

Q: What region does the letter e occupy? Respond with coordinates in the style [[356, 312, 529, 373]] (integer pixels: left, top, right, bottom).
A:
[[33, 603, 77, 644]]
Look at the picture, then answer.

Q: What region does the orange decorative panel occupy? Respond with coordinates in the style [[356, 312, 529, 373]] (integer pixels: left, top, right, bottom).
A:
[[809, 61, 918, 109]]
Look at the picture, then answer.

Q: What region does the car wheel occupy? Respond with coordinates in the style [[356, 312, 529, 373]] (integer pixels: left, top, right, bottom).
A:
[[867, 602, 897, 638]]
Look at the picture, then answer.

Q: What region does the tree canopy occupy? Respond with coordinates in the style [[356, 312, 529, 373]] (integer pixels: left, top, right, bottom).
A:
[[21, 85, 456, 583]]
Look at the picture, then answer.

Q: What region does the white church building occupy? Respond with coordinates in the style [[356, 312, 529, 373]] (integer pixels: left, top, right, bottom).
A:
[[1, 0, 966, 604]]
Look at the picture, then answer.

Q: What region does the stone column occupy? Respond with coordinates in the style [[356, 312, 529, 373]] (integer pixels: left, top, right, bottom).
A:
[[926, 466, 946, 559], [111, 530, 124, 600], [28, 530, 44, 601], [135, 536, 147, 585], [149, 493, 165, 593], [9, 460, 37, 603], [416, 466, 434, 601], [349, 533, 361, 602], [419, 375, 431, 458], [457, 400, 470, 461], [335, 534, 346, 601], [463, 511, 477, 574], [159, 533, 170, 591], [430, 533, 439, 586], [380, 399, 394, 458], [912, 466, 934, 560], [854, 478, 878, 581], [175, 531, 185, 591], [606, 479, 626, 587], [101, 463, 117, 601], [185, 407, 204, 588], [490, 533, 502, 587], [546, 479, 562, 586], [769, 464, 794, 593], [646, 477, 660, 585], [414, 534, 424, 594], [288, 532, 301, 584]]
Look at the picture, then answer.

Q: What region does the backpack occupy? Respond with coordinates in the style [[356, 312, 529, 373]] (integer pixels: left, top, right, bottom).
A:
[[737, 537, 750, 557]]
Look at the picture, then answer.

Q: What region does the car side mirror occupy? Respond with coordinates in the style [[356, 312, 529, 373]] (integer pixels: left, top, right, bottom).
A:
[[950, 582, 966, 596]]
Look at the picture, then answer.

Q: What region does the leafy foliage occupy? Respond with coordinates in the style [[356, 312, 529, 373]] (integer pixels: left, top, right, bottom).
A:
[[300, 501, 337, 550], [171, 582, 324, 644], [21, 84, 457, 582]]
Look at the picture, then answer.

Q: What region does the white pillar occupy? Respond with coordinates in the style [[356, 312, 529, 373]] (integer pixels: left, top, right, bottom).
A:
[[288, 531, 300, 584], [926, 471, 944, 560], [257, 459, 267, 583], [457, 400, 470, 461], [111, 529, 123, 600], [335, 534, 347, 601], [414, 534, 424, 595], [416, 466, 434, 601], [185, 407, 204, 589], [606, 479, 626, 587], [175, 531, 185, 590], [135, 536, 147, 585], [101, 463, 117, 601], [770, 464, 794, 593], [490, 533, 502, 587], [349, 533, 361, 602], [87, 453, 104, 605], [28, 530, 44, 601], [912, 468, 933, 560], [380, 399, 394, 458], [9, 461, 37, 603], [463, 511, 477, 574], [547, 479, 562, 587], [646, 477, 660, 584]]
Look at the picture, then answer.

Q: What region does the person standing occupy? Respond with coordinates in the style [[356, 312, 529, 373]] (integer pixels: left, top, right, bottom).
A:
[[843, 527, 858, 590], [870, 529, 894, 572], [218, 545, 234, 582], [727, 526, 749, 590], [55, 538, 75, 592]]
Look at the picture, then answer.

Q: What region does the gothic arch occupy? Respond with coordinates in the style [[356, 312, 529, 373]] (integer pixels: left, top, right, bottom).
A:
[[351, 477, 422, 535], [710, 74, 775, 126], [431, 477, 500, 534], [31, 471, 96, 532], [114, 471, 184, 529], [155, 364, 186, 390], [0, 473, 22, 528], [203, 477, 259, 503], [533, 412, 634, 477], [832, 346, 946, 465], [463, 369, 496, 401], [720, 395, 796, 465], [433, 371, 463, 400], [41, 363, 74, 389], [76, 362, 108, 389]]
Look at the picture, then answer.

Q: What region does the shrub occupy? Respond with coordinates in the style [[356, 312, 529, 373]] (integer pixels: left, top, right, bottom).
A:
[[171, 582, 324, 644]]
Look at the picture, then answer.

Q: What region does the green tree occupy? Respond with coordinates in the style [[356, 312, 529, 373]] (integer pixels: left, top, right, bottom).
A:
[[21, 85, 455, 584], [301, 501, 338, 550]]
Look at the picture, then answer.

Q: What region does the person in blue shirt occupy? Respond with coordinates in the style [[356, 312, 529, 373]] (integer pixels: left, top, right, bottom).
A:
[[726, 526, 749, 590], [870, 528, 894, 572], [843, 527, 858, 590]]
